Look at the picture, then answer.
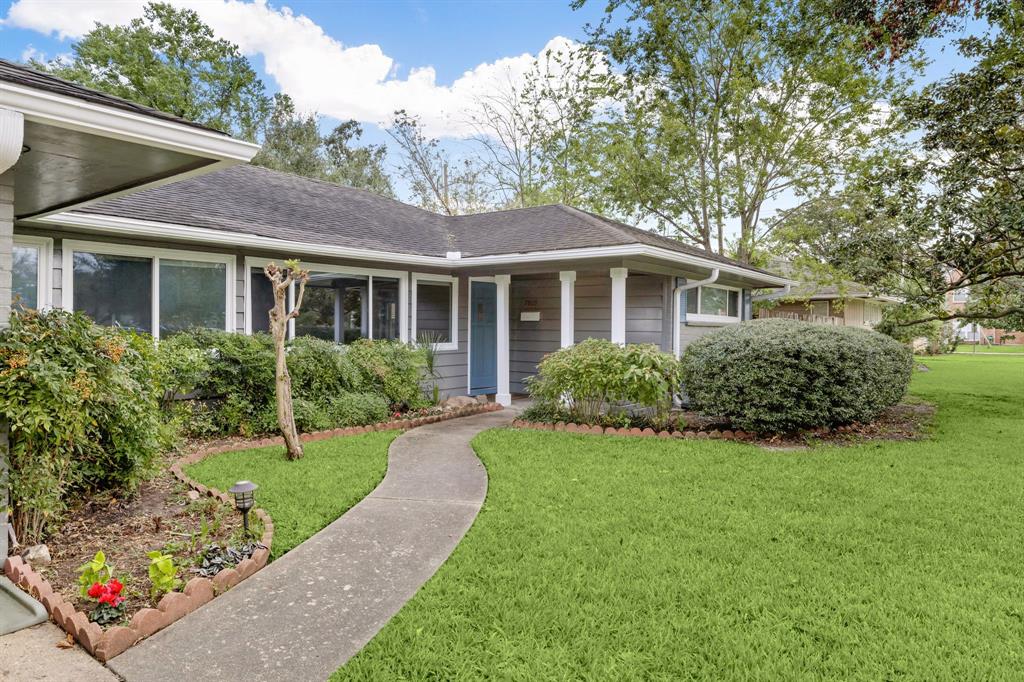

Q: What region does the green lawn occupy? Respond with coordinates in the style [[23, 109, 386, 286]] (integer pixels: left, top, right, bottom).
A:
[[954, 344, 1024, 354], [335, 355, 1024, 680], [186, 431, 396, 558]]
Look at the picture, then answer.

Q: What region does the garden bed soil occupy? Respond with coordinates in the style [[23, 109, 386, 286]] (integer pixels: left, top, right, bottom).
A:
[[37, 465, 245, 622]]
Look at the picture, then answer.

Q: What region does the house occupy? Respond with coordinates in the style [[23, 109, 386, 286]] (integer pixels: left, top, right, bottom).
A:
[[754, 273, 898, 329], [2, 60, 789, 414], [946, 288, 1022, 345]]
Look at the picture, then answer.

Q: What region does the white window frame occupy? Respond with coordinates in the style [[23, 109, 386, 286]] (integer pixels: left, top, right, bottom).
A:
[[61, 239, 235, 340], [686, 284, 742, 325], [411, 273, 459, 352], [244, 257, 408, 342], [12, 234, 52, 310]]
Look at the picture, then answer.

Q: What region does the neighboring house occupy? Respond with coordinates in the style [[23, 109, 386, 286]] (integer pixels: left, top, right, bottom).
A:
[[754, 276, 898, 329], [3, 60, 790, 414], [946, 288, 1022, 345]]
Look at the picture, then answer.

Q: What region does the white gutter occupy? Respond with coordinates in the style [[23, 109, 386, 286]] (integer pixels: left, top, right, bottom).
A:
[[673, 269, 719, 357]]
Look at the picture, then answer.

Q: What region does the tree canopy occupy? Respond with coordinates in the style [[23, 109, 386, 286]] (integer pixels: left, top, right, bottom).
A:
[[775, 0, 1024, 328], [40, 2, 271, 141]]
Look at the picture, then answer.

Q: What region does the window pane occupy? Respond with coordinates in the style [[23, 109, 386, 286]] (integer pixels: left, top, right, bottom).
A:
[[73, 252, 152, 332], [12, 245, 38, 309], [373, 277, 401, 341], [700, 286, 730, 316], [295, 272, 343, 341], [416, 282, 452, 343], [728, 290, 739, 317], [339, 279, 366, 343], [685, 289, 697, 315], [160, 259, 226, 336], [250, 267, 275, 334]]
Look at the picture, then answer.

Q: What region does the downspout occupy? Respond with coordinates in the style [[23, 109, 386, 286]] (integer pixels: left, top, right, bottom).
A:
[[672, 268, 719, 358]]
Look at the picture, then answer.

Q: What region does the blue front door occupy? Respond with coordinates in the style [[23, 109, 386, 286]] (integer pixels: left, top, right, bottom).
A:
[[470, 281, 497, 394]]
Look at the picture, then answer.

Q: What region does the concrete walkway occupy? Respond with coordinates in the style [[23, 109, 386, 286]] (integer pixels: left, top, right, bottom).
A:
[[0, 622, 117, 682], [109, 408, 515, 682]]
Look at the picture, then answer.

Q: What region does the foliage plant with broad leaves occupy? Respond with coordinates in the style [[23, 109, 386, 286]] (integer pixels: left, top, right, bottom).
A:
[[526, 339, 683, 428], [77, 551, 114, 599], [146, 550, 182, 598]]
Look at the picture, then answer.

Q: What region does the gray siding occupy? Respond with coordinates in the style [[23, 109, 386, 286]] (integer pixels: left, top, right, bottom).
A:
[[428, 274, 468, 398], [625, 273, 666, 347], [573, 271, 611, 343], [510, 273, 560, 394]]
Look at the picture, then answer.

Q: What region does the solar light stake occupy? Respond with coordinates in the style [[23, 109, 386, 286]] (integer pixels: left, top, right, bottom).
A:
[[229, 480, 258, 535]]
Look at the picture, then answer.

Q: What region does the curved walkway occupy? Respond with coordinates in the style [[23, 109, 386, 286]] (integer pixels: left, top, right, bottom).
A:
[[109, 408, 516, 682]]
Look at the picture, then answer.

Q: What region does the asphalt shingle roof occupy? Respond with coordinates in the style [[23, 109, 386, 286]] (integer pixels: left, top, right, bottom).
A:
[[0, 59, 228, 135], [74, 164, 779, 276]]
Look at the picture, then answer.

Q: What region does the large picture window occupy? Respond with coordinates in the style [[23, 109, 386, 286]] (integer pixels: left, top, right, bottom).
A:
[[246, 259, 407, 343], [64, 241, 233, 338], [685, 285, 740, 323], [12, 236, 51, 310], [412, 275, 458, 351]]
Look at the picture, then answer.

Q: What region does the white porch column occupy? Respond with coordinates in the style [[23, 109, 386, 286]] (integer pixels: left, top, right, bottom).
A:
[[610, 267, 628, 345], [495, 274, 512, 406], [559, 271, 576, 348]]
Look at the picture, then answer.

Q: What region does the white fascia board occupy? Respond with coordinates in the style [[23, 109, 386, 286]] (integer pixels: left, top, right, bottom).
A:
[[456, 244, 793, 288], [31, 212, 793, 288], [1, 81, 259, 162]]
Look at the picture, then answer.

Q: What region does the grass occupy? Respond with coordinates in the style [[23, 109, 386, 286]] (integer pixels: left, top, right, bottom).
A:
[[335, 355, 1024, 680], [953, 344, 1024, 354], [185, 431, 396, 558]]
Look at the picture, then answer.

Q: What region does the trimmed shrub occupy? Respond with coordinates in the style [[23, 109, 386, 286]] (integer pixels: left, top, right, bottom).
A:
[[157, 330, 427, 436], [0, 309, 162, 544], [680, 319, 914, 433], [343, 339, 428, 410], [324, 392, 391, 426], [526, 339, 682, 426]]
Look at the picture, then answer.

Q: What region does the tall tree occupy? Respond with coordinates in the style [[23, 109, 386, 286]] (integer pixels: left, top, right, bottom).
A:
[[39, 2, 271, 140], [253, 94, 394, 196], [468, 48, 602, 209], [387, 110, 492, 215], [775, 0, 1024, 327], [574, 0, 909, 262]]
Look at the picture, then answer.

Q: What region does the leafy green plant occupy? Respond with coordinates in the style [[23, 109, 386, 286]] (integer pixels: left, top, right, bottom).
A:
[[77, 551, 113, 599], [417, 331, 445, 405], [525, 339, 682, 426], [1, 309, 163, 544], [680, 319, 914, 433], [146, 550, 183, 598]]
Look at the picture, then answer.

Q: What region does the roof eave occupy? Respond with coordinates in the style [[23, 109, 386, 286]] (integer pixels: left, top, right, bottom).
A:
[[29, 212, 792, 287], [1, 81, 259, 163]]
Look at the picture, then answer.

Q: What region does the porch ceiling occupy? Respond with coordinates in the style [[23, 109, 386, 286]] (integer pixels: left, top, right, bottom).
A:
[[14, 120, 217, 218]]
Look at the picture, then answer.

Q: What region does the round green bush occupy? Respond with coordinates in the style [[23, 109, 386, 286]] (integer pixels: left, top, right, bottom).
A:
[[680, 319, 913, 433]]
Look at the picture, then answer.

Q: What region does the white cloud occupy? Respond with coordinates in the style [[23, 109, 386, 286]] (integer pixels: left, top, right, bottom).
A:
[[3, 0, 588, 138]]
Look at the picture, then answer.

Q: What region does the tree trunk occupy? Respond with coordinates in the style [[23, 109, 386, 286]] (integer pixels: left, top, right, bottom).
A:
[[265, 261, 308, 460]]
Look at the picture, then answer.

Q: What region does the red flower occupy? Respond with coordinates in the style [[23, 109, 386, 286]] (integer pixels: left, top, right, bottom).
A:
[[107, 578, 123, 595], [98, 590, 114, 605], [87, 582, 105, 599]]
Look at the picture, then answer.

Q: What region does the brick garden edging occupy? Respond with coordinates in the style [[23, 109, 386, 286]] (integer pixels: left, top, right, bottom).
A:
[[1, 402, 502, 662], [511, 419, 753, 441]]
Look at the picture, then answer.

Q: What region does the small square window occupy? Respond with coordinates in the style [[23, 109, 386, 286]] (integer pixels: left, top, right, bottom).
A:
[[414, 278, 457, 350]]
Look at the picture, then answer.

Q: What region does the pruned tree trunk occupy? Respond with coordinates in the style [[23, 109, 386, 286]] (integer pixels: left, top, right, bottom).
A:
[[265, 260, 309, 460]]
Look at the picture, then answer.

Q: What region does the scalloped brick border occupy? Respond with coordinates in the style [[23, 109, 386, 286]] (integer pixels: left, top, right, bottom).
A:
[[510, 419, 753, 441], [1, 402, 502, 662]]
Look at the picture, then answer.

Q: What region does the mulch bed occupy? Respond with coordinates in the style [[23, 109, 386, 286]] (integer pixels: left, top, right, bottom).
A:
[[37, 463, 246, 620], [514, 401, 936, 449]]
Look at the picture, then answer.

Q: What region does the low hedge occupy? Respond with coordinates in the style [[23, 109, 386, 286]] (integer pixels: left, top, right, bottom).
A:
[[157, 331, 426, 437], [680, 319, 913, 433]]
